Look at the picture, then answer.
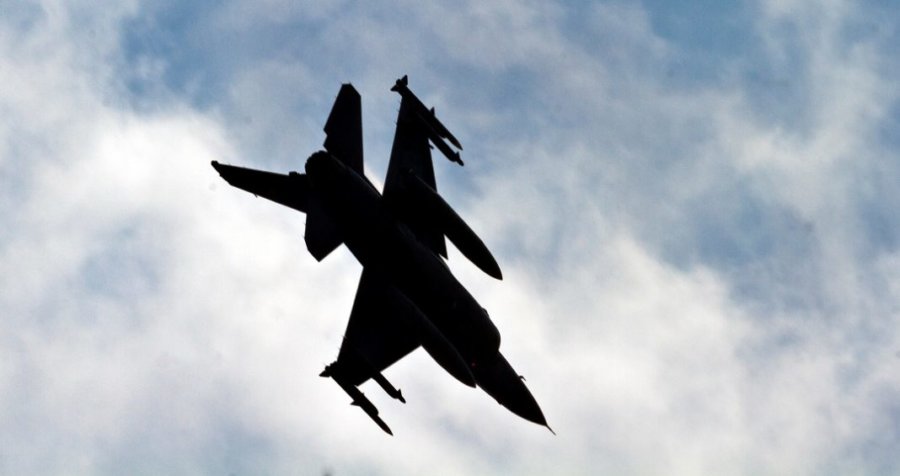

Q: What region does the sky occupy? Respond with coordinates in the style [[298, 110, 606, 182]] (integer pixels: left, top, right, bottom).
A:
[[2, 0, 900, 474]]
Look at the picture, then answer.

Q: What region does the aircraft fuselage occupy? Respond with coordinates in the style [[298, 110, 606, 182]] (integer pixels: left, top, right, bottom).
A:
[[304, 151, 546, 426], [305, 151, 500, 361]]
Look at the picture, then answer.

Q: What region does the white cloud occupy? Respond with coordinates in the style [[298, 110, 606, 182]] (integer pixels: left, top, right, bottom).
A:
[[2, 0, 900, 474]]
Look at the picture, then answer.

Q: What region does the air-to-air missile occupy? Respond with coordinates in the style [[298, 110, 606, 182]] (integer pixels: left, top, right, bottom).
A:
[[391, 75, 465, 166], [325, 370, 394, 436]]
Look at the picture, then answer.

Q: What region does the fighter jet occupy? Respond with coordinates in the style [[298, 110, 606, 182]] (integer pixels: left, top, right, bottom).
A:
[[211, 76, 551, 435]]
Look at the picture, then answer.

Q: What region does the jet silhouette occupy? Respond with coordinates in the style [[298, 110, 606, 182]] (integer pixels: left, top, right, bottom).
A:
[[212, 76, 551, 435]]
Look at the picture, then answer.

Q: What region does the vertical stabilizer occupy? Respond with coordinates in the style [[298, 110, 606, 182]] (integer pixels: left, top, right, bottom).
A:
[[323, 84, 364, 175]]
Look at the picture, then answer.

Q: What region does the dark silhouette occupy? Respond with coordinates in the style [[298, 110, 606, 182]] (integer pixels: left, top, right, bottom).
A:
[[211, 76, 551, 435]]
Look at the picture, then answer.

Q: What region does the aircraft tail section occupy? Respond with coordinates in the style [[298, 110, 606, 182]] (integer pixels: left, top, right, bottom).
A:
[[304, 83, 364, 261], [211, 161, 310, 213], [210, 159, 341, 259], [323, 83, 364, 176]]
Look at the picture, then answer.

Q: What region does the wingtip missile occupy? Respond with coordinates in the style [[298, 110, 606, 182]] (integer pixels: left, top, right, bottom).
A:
[[378, 418, 394, 436], [430, 107, 463, 150], [391, 75, 464, 161], [390, 75, 409, 92], [350, 399, 394, 435], [334, 376, 394, 436], [430, 133, 464, 166], [344, 348, 408, 404], [372, 373, 406, 403]]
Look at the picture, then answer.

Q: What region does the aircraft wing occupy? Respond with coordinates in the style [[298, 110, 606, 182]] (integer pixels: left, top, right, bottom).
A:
[[381, 78, 503, 279], [382, 96, 448, 257], [329, 268, 421, 386], [323, 266, 475, 434]]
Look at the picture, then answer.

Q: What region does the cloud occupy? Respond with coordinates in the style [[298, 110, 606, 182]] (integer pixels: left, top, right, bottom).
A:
[[2, 0, 900, 475]]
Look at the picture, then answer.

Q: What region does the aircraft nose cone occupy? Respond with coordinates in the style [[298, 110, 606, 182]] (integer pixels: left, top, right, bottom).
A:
[[472, 352, 548, 427]]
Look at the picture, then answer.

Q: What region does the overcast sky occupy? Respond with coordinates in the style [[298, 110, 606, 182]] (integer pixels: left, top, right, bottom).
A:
[[2, 0, 900, 474]]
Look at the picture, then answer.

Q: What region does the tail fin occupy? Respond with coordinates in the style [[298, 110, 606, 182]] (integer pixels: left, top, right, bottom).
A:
[[323, 84, 364, 175]]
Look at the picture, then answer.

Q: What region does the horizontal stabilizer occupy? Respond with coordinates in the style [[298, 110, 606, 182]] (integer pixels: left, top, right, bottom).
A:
[[211, 161, 309, 213]]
